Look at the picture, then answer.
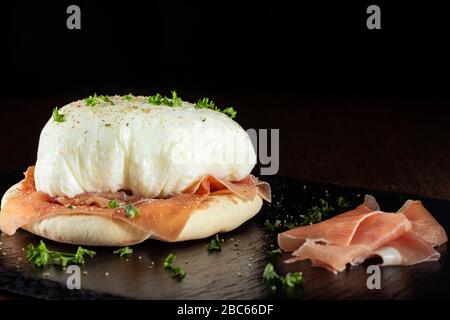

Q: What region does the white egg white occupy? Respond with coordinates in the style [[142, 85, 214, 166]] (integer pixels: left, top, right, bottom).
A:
[[34, 96, 256, 198]]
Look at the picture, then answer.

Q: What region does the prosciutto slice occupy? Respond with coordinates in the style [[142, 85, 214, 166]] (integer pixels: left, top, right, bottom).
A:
[[278, 196, 447, 273], [372, 232, 440, 266], [278, 195, 380, 252], [398, 200, 447, 247], [286, 211, 412, 273], [0, 166, 271, 241]]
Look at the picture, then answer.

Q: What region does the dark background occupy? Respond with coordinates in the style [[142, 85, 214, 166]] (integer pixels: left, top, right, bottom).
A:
[[1, 0, 449, 97], [1, 0, 450, 198]]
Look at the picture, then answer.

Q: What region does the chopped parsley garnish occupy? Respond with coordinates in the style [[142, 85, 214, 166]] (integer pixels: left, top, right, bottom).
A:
[[195, 97, 237, 119], [98, 95, 114, 105], [195, 97, 219, 111], [113, 246, 133, 259], [262, 263, 279, 282], [108, 199, 120, 209], [122, 93, 134, 101], [52, 107, 65, 123], [105, 123, 111, 127], [164, 253, 176, 270], [124, 202, 140, 219], [26, 240, 96, 268], [85, 94, 97, 107], [299, 199, 334, 226], [262, 263, 303, 290], [337, 196, 351, 208], [148, 93, 164, 105], [207, 234, 222, 252], [85, 94, 114, 106], [264, 219, 283, 233], [268, 248, 282, 257], [222, 107, 237, 119], [281, 272, 304, 288], [147, 92, 237, 118], [163, 253, 187, 280], [148, 91, 182, 107], [262, 263, 279, 290], [168, 91, 182, 107]]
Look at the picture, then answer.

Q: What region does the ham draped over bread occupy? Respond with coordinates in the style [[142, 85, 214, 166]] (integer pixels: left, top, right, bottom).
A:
[[278, 195, 447, 273], [0, 166, 271, 241]]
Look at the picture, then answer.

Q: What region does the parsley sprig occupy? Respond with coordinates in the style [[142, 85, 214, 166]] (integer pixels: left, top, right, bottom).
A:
[[122, 93, 134, 101], [163, 253, 187, 280], [148, 91, 182, 107], [147, 92, 237, 119], [26, 240, 96, 268], [52, 107, 65, 123], [264, 219, 283, 233], [267, 248, 282, 257], [113, 246, 133, 259], [299, 199, 334, 226], [124, 202, 140, 219], [108, 199, 120, 209], [337, 196, 351, 208], [195, 97, 237, 119], [85, 94, 98, 107], [262, 263, 303, 290], [85, 93, 115, 106], [207, 234, 222, 252], [98, 95, 114, 105]]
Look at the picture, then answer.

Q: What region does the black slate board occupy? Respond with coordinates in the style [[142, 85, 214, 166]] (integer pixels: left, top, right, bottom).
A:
[[0, 173, 449, 300]]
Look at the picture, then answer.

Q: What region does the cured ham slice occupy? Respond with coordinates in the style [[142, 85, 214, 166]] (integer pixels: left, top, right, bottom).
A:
[[0, 166, 270, 241], [372, 232, 440, 266], [398, 200, 447, 247], [184, 174, 271, 203], [279, 196, 447, 273], [287, 212, 412, 273], [278, 195, 380, 252]]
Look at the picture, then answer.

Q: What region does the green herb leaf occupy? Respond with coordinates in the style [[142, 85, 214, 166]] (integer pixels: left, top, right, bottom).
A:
[[26, 241, 50, 268], [98, 95, 114, 105], [299, 198, 334, 226], [124, 202, 140, 219], [222, 107, 237, 119], [195, 97, 237, 119], [337, 196, 351, 208], [195, 97, 218, 110], [26, 240, 96, 268], [73, 247, 96, 265], [264, 219, 283, 233], [268, 248, 282, 257], [108, 199, 120, 209], [163, 253, 187, 280], [262, 263, 279, 283], [170, 91, 182, 107], [52, 107, 65, 123], [148, 93, 164, 105], [171, 266, 187, 280], [113, 246, 133, 259], [207, 234, 222, 252], [280, 272, 303, 288], [85, 94, 97, 107], [164, 253, 176, 270], [122, 93, 133, 101], [262, 263, 303, 290]]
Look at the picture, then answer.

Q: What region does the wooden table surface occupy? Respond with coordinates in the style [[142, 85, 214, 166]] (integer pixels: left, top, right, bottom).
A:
[[0, 93, 449, 299]]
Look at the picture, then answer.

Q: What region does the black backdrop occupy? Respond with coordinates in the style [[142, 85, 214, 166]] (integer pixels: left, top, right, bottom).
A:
[[1, 0, 449, 98]]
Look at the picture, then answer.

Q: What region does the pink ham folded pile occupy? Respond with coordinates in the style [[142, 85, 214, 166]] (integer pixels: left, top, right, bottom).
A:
[[277, 195, 448, 274]]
